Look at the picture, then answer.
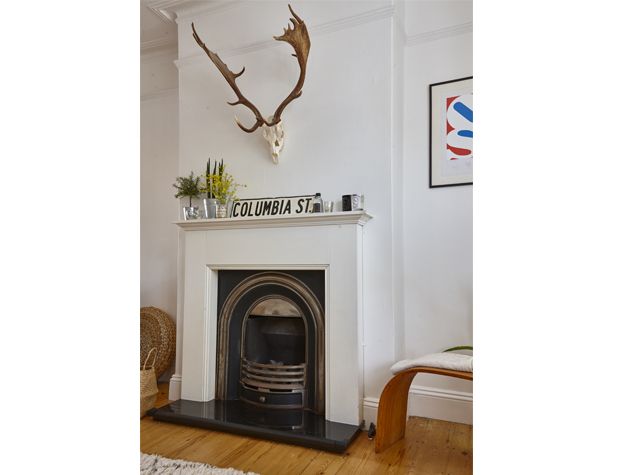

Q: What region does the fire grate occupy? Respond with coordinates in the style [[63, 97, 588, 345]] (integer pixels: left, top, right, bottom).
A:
[[240, 358, 306, 409]]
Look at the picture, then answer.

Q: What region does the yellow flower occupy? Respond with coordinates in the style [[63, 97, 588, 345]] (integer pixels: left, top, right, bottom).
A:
[[202, 172, 245, 205]]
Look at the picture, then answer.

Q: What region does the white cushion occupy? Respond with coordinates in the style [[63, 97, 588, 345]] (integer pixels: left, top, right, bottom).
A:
[[390, 352, 473, 374]]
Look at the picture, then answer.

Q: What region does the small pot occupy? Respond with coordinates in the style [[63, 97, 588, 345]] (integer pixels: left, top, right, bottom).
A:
[[183, 206, 199, 220], [203, 198, 218, 219], [216, 203, 229, 219]]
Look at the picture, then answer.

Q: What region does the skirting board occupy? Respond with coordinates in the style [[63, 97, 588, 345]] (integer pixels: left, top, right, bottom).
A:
[[168, 374, 182, 402], [362, 385, 472, 427]]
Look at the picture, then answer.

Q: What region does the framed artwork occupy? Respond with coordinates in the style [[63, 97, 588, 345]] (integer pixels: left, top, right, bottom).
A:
[[429, 76, 473, 188]]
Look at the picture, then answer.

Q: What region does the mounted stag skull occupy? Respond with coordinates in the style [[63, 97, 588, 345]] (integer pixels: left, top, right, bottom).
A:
[[192, 4, 310, 164]]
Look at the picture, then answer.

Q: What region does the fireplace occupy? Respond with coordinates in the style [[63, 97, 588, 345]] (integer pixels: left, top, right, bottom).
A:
[[215, 270, 325, 415], [153, 211, 371, 452]]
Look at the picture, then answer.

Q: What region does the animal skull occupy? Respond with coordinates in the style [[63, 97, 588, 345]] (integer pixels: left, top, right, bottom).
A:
[[262, 121, 285, 164]]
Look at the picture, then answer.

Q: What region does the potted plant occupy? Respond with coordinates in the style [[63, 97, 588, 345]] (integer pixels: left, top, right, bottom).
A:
[[173, 172, 202, 220], [202, 163, 245, 218], [202, 158, 221, 219]]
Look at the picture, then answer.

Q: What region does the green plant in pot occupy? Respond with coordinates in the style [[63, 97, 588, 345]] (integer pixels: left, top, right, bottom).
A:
[[202, 162, 245, 218], [173, 172, 202, 220], [202, 158, 221, 219]]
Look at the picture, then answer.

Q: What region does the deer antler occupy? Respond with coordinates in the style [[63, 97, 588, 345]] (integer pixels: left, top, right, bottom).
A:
[[269, 4, 310, 125], [191, 4, 310, 133], [191, 23, 267, 133]]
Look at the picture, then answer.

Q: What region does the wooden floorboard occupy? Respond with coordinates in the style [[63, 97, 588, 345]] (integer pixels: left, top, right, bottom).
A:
[[141, 384, 472, 474]]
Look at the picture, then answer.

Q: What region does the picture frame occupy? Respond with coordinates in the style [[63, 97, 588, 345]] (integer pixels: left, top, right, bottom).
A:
[[429, 76, 473, 188]]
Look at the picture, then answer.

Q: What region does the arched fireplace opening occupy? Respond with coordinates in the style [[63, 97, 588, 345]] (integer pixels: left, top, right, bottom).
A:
[[216, 271, 325, 415], [241, 296, 307, 409]]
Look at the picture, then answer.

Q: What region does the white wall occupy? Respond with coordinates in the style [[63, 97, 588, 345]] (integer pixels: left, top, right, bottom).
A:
[[141, 50, 180, 380], [402, 1, 473, 421]]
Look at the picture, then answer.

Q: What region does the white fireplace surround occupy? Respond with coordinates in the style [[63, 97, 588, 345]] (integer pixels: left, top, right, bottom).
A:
[[169, 211, 372, 425]]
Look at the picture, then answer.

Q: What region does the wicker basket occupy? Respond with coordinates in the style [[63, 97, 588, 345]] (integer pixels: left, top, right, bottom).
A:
[[140, 348, 158, 418], [140, 307, 176, 380]]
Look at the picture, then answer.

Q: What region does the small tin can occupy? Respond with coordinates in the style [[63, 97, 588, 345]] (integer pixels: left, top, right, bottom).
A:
[[342, 194, 364, 211]]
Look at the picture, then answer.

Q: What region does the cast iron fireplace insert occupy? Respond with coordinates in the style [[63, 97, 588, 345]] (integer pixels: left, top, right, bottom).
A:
[[215, 270, 325, 416]]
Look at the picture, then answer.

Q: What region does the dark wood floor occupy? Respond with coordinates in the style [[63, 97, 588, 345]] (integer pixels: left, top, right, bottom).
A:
[[140, 384, 472, 474]]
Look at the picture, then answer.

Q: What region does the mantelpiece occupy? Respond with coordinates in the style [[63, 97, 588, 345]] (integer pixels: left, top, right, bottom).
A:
[[173, 210, 372, 230], [166, 210, 372, 430]]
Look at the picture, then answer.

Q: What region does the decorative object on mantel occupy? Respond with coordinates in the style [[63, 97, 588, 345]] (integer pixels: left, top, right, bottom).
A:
[[173, 172, 202, 220], [311, 193, 323, 213], [140, 348, 158, 418], [203, 158, 221, 219], [140, 307, 176, 381], [430, 76, 473, 187], [342, 194, 364, 211], [201, 161, 245, 218], [191, 4, 310, 164], [230, 194, 316, 218]]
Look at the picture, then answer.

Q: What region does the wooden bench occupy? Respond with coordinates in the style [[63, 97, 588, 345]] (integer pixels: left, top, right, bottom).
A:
[[375, 366, 473, 453]]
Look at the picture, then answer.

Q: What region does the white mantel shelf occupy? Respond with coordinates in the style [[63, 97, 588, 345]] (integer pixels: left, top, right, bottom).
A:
[[174, 211, 372, 230]]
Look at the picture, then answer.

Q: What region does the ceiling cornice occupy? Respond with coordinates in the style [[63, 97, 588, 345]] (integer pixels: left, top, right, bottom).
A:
[[144, 0, 187, 22], [144, 1, 472, 59], [174, 4, 395, 69], [141, 44, 178, 61], [308, 5, 394, 37], [406, 21, 473, 46], [141, 36, 177, 55], [144, 0, 241, 23]]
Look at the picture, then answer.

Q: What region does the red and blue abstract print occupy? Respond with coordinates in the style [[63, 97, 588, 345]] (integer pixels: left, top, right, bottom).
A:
[[446, 94, 473, 161]]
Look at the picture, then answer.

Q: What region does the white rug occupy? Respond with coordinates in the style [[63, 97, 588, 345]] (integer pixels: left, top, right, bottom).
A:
[[141, 453, 259, 475]]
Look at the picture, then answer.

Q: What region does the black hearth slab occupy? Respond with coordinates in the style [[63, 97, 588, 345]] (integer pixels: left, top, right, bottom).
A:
[[151, 399, 361, 453]]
